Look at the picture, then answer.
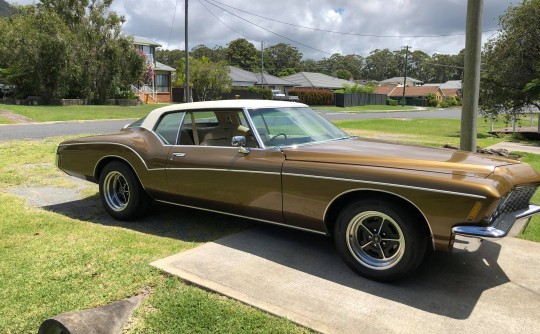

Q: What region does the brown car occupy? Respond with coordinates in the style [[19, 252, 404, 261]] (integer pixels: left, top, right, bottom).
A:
[[56, 100, 540, 281]]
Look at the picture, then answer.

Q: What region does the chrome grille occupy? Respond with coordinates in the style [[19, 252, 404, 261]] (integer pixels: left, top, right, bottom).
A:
[[499, 185, 538, 213]]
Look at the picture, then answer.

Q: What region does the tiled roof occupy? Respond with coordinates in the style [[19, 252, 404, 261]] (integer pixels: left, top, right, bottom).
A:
[[228, 66, 258, 85], [388, 86, 441, 97], [155, 61, 175, 72], [424, 80, 462, 89], [374, 85, 398, 95], [381, 77, 423, 84], [281, 72, 353, 89], [254, 73, 296, 86], [442, 88, 459, 97], [132, 36, 162, 47]]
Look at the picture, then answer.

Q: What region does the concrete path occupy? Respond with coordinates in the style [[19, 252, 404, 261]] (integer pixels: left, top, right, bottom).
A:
[[152, 226, 539, 334], [487, 142, 540, 155]]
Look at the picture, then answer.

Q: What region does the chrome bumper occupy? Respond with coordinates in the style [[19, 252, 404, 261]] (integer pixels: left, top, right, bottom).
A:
[[451, 204, 540, 252]]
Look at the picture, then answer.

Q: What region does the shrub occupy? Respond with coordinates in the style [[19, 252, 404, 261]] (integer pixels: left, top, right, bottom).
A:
[[288, 88, 334, 105], [426, 93, 439, 107], [387, 98, 398, 106], [247, 86, 272, 100]]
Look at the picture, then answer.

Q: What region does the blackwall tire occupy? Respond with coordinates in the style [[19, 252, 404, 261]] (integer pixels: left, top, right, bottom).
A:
[[334, 200, 427, 282], [99, 161, 150, 221]]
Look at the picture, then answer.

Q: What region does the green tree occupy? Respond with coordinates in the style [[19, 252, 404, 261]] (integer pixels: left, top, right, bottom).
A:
[[264, 43, 302, 75], [189, 57, 231, 101], [335, 69, 352, 80], [481, 0, 540, 117], [0, 1, 144, 102], [276, 68, 296, 77], [156, 49, 184, 68], [363, 49, 400, 81], [0, 6, 74, 99], [190, 44, 227, 63], [227, 38, 258, 71]]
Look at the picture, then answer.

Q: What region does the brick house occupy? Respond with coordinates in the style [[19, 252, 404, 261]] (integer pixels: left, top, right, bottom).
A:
[[133, 36, 175, 103]]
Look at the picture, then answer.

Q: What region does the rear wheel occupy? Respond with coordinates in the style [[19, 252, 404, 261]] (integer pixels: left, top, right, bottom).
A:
[[99, 161, 151, 220], [334, 200, 427, 282]]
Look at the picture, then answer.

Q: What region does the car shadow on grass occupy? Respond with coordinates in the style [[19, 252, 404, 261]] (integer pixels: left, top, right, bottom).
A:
[[44, 196, 508, 320], [214, 225, 509, 320], [43, 195, 254, 243]]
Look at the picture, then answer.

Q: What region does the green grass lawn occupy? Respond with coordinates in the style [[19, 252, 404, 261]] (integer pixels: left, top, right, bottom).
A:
[[312, 105, 436, 112], [332, 117, 536, 148], [0, 138, 309, 333], [0, 116, 13, 124], [0, 104, 171, 122], [1, 117, 540, 332]]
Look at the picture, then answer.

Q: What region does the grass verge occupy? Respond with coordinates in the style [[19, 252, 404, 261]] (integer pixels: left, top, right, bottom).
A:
[[312, 105, 436, 112], [0, 116, 14, 124], [0, 104, 170, 122]]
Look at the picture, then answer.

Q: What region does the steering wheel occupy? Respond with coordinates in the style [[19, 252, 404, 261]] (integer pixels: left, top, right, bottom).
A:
[[268, 132, 288, 142]]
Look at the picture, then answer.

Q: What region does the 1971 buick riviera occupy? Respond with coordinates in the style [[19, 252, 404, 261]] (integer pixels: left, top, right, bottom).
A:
[[57, 100, 540, 281]]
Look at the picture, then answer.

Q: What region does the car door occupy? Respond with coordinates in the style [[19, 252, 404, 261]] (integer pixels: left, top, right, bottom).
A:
[[163, 109, 285, 224]]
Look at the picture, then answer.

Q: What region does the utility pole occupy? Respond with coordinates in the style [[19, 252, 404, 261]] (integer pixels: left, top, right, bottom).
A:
[[184, 0, 191, 102], [460, 0, 483, 152], [261, 41, 265, 89], [401, 45, 409, 107]]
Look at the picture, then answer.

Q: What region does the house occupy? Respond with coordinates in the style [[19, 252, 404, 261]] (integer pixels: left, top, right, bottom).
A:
[[228, 66, 296, 93], [281, 72, 354, 90], [441, 88, 460, 99], [373, 84, 398, 96], [376, 85, 443, 105], [380, 77, 424, 86], [424, 80, 462, 99], [254, 73, 296, 93], [228, 66, 258, 87], [132, 36, 175, 103]]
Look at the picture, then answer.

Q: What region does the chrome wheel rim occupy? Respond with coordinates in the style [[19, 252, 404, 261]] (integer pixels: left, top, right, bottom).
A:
[[103, 171, 130, 212], [346, 211, 405, 270]]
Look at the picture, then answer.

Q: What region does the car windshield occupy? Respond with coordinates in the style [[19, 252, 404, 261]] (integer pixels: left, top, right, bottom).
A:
[[247, 107, 349, 148]]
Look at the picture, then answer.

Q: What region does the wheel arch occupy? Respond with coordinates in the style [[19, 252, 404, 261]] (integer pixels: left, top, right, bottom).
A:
[[94, 156, 146, 191], [324, 189, 434, 250]]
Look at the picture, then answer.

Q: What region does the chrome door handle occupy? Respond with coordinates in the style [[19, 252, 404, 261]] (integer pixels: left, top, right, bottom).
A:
[[172, 153, 186, 158]]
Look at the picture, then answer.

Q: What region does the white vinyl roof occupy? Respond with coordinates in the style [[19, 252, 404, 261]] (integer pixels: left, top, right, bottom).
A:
[[141, 99, 307, 130]]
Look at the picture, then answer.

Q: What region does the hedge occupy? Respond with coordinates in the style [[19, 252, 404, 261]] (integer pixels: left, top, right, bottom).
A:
[[288, 88, 334, 105]]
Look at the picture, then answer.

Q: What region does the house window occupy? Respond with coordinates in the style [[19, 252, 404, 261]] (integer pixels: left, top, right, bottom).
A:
[[156, 74, 170, 92]]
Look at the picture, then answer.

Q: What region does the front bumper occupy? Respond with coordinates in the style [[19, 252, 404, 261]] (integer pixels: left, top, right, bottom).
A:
[[451, 204, 540, 252]]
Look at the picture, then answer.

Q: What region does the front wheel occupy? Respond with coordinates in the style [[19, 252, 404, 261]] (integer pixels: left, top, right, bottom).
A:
[[334, 200, 427, 282], [99, 161, 151, 221]]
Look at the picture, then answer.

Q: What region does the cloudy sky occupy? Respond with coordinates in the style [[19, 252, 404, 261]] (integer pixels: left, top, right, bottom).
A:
[[9, 0, 518, 59]]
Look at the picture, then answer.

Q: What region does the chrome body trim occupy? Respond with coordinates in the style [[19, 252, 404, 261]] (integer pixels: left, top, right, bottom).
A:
[[452, 204, 540, 239], [243, 107, 266, 149], [155, 200, 328, 236], [283, 172, 486, 199], [60, 142, 152, 170], [163, 168, 281, 175], [322, 188, 435, 249], [92, 155, 158, 191]]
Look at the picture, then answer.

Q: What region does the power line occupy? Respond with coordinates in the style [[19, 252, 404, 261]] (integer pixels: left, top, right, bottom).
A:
[[206, 0, 498, 38], [167, 0, 180, 50], [198, 0, 250, 40], [202, 0, 333, 55]]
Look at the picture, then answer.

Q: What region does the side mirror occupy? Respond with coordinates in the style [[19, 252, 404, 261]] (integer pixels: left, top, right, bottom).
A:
[[231, 136, 249, 154]]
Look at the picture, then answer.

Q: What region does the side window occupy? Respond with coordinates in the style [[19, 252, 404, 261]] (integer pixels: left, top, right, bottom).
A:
[[180, 110, 258, 148], [154, 112, 184, 145]]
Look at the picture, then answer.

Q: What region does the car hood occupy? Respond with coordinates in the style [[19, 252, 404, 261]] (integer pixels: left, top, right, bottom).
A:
[[281, 137, 518, 178]]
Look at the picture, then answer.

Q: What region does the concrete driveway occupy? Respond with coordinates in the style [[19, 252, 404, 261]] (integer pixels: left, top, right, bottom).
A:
[[152, 225, 539, 334]]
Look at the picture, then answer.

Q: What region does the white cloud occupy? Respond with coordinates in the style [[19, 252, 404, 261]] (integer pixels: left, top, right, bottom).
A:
[[7, 0, 514, 59]]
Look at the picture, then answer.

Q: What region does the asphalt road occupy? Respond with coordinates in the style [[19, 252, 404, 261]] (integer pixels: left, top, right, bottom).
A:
[[0, 108, 463, 140], [0, 119, 135, 140]]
